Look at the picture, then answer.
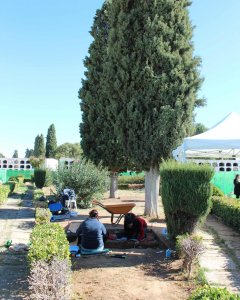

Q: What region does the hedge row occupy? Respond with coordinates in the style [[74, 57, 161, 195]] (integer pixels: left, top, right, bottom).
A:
[[211, 196, 240, 232], [160, 161, 213, 239], [0, 184, 10, 204], [188, 285, 240, 299], [118, 174, 144, 185], [28, 223, 70, 265], [35, 208, 52, 225]]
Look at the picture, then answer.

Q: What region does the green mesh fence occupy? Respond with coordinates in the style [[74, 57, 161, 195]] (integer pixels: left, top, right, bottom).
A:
[[211, 171, 239, 196], [6, 170, 34, 182], [0, 170, 7, 183]]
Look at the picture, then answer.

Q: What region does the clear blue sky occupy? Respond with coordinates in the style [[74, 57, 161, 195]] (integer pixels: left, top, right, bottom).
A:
[[0, 0, 240, 157]]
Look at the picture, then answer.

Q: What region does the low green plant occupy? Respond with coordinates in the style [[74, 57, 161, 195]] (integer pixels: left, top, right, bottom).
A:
[[33, 189, 45, 201], [28, 223, 70, 265], [0, 184, 10, 204], [53, 159, 109, 208], [34, 169, 46, 189], [35, 208, 51, 224], [211, 196, 240, 232], [211, 184, 224, 197], [188, 285, 240, 299]]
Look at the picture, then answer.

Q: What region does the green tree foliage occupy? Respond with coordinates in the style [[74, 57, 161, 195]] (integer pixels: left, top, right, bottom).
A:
[[12, 150, 18, 158], [25, 148, 34, 158], [100, 0, 204, 216], [54, 143, 82, 159], [79, 1, 128, 172], [193, 123, 208, 135], [53, 159, 109, 208], [160, 161, 213, 240], [34, 134, 45, 157], [0, 153, 5, 158], [46, 124, 57, 158]]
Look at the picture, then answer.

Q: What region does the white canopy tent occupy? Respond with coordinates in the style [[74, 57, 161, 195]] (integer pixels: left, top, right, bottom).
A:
[[173, 112, 240, 161]]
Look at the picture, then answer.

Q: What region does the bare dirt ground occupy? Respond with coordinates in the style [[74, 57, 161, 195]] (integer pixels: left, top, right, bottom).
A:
[[70, 190, 193, 300]]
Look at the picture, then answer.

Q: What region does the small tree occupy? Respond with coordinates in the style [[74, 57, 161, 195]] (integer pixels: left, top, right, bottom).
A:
[[46, 124, 57, 158], [160, 161, 213, 240], [12, 150, 18, 158]]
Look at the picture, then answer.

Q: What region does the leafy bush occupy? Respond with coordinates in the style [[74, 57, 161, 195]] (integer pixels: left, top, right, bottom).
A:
[[0, 184, 10, 204], [188, 285, 240, 299], [118, 174, 145, 185], [28, 257, 71, 300], [212, 184, 225, 197], [211, 196, 240, 232], [16, 175, 24, 185], [35, 208, 51, 224], [160, 160, 214, 240], [44, 169, 54, 187], [7, 181, 17, 193], [34, 169, 46, 189], [53, 159, 109, 208], [176, 234, 204, 280], [28, 223, 70, 265], [33, 189, 45, 201]]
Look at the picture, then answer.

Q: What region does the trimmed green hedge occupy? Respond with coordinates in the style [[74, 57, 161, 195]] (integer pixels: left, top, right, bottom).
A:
[[188, 285, 240, 299], [34, 169, 46, 189], [35, 208, 51, 225], [118, 174, 144, 185], [160, 161, 213, 240], [28, 223, 70, 265], [0, 184, 10, 204], [212, 196, 240, 232]]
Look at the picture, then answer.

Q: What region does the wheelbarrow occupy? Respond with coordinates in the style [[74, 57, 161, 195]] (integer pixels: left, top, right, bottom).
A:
[[92, 200, 136, 225]]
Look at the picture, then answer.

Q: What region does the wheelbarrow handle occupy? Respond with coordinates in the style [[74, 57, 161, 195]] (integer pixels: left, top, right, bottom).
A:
[[92, 200, 105, 209]]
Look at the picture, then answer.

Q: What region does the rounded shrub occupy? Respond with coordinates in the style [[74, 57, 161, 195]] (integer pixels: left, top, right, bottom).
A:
[[28, 223, 70, 265], [160, 160, 214, 240], [35, 208, 52, 225], [53, 159, 109, 208], [188, 285, 240, 299], [34, 169, 46, 189]]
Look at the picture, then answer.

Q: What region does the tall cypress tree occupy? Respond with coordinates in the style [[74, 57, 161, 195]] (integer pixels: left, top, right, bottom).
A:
[[34, 134, 45, 158], [79, 0, 128, 197], [102, 0, 204, 216], [46, 124, 57, 158]]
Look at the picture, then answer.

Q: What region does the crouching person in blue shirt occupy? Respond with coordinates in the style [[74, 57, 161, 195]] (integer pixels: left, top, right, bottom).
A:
[[76, 209, 107, 251]]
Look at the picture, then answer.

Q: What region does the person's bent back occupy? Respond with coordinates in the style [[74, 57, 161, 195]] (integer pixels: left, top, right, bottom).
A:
[[76, 209, 107, 250]]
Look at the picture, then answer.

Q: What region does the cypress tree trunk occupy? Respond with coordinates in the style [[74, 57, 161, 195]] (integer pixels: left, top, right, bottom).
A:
[[144, 165, 160, 217], [109, 172, 118, 198]]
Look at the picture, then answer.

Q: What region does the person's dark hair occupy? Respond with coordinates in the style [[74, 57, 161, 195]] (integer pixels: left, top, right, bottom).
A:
[[89, 209, 98, 218], [124, 213, 136, 225], [235, 174, 239, 180]]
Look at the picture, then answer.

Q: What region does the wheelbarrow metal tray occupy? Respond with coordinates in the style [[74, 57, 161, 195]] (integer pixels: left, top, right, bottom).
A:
[[103, 203, 135, 214]]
